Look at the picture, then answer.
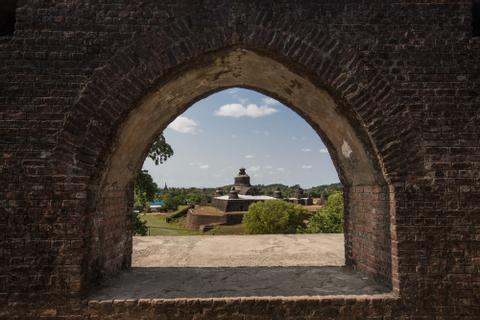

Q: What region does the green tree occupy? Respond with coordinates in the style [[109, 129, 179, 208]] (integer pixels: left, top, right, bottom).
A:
[[134, 170, 158, 211], [131, 211, 148, 236], [243, 200, 309, 234], [147, 134, 174, 165], [306, 192, 344, 233], [132, 134, 173, 235], [160, 192, 182, 211]]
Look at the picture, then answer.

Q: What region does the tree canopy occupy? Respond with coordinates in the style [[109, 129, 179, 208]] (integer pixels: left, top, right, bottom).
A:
[[243, 200, 309, 234], [134, 133, 174, 209], [147, 134, 174, 165], [306, 192, 344, 233], [133, 134, 174, 235]]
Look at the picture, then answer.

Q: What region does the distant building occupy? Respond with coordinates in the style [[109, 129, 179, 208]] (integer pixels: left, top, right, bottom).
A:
[[148, 201, 165, 212], [211, 168, 276, 212], [186, 168, 316, 231], [286, 187, 314, 206]]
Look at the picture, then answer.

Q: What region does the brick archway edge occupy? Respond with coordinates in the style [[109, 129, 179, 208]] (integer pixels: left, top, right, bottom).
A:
[[56, 20, 423, 186]]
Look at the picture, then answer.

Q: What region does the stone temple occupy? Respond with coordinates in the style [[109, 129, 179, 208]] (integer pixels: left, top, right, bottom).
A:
[[186, 168, 319, 230], [186, 168, 276, 230], [211, 168, 276, 212]]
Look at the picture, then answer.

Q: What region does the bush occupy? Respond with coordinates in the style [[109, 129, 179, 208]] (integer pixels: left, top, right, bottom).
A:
[[132, 211, 148, 236], [243, 200, 308, 234], [306, 192, 344, 233], [161, 194, 182, 211]]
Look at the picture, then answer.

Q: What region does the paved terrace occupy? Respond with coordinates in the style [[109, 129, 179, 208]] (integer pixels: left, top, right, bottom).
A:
[[90, 234, 389, 299]]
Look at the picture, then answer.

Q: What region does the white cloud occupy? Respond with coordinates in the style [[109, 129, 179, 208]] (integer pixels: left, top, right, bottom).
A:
[[227, 88, 239, 95], [319, 148, 329, 153], [189, 162, 209, 169], [168, 116, 198, 134], [245, 155, 255, 159], [249, 166, 261, 172], [277, 167, 285, 172], [214, 103, 278, 118], [301, 148, 312, 152], [262, 97, 280, 106], [301, 165, 312, 169], [264, 165, 273, 169]]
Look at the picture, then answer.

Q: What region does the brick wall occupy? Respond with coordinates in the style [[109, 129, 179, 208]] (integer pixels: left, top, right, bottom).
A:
[[185, 210, 227, 230], [0, 0, 479, 318], [345, 185, 392, 288]]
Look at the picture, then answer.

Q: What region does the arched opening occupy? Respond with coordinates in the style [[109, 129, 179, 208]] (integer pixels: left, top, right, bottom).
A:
[[132, 88, 344, 268], [84, 48, 395, 296]]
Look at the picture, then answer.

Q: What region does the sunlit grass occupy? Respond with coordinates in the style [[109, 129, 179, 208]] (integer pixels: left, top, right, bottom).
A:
[[140, 214, 200, 236]]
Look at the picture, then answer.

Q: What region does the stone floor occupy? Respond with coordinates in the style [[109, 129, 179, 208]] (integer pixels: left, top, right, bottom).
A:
[[132, 234, 344, 267], [90, 234, 389, 299]]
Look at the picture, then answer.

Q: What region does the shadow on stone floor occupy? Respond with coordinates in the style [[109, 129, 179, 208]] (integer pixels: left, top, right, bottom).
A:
[[89, 266, 390, 300]]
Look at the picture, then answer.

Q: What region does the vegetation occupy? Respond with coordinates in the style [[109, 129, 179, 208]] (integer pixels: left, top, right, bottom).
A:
[[132, 211, 148, 236], [131, 132, 344, 236], [256, 183, 342, 199], [134, 170, 158, 211], [140, 214, 200, 236], [134, 133, 174, 211], [143, 183, 343, 209], [243, 200, 309, 234], [147, 134, 174, 165], [306, 192, 344, 233], [133, 133, 174, 235]]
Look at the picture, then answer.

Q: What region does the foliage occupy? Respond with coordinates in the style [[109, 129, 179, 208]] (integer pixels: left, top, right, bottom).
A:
[[133, 133, 173, 211], [132, 134, 174, 235], [243, 200, 309, 234], [132, 211, 148, 236], [134, 170, 158, 211], [306, 192, 344, 233], [158, 187, 212, 207], [251, 183, 342, 198], [150, 183, 343, 208], [147, 134, 174, 165], [139, 214, 200, 236], [159, 193, 183, 211]]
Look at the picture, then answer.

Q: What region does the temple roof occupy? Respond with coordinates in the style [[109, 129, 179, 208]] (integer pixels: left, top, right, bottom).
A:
[[214, 195, 276, 200]]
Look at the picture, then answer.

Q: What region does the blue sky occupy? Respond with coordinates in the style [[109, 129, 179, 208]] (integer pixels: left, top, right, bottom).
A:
[[142, 88, 340, 188]]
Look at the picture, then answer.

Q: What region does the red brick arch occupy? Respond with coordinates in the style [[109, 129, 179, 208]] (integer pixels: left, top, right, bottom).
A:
[[54, 19, 422, 299], [58, 21, 422, 184]]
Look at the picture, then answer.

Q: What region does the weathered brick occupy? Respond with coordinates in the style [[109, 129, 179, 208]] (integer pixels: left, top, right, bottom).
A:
[[1, 0, 479, 319]]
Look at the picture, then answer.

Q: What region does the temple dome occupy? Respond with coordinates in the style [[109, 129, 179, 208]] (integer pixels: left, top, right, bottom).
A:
[[234, 168, 251, 186]]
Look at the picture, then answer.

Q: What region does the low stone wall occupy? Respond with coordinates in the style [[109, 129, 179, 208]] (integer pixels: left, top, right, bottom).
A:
[[185, 210, 245, 231], [185, 209, 227, 230]]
